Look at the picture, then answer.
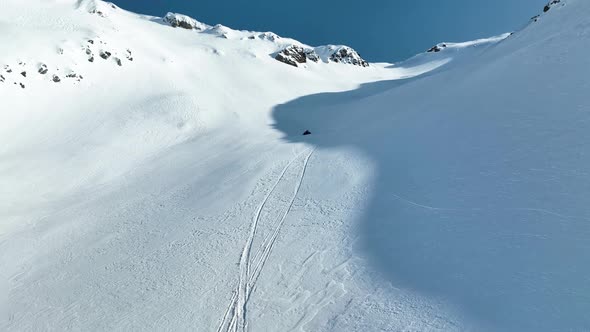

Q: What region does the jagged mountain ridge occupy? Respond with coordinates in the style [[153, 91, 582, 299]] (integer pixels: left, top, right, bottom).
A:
[[161, 12, 370, 67]]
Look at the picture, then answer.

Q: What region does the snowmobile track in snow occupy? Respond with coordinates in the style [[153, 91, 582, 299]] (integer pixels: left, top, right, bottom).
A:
[[218, 148, 315, 332]]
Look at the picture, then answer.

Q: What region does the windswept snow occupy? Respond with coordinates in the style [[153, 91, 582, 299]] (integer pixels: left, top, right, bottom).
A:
[[2, 0, 590, 331]]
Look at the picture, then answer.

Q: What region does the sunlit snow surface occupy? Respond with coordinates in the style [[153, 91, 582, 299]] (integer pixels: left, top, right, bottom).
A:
[[2, 0, 589, 331]]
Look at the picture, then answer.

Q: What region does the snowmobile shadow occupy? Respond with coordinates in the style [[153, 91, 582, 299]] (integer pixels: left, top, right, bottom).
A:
[[271, 72, 590, 330]]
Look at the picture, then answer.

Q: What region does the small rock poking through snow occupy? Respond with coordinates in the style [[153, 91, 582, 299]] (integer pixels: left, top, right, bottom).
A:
[[100, 50, 111, 59], [38, 64, 48, 74], [427, 43, 448, 53]]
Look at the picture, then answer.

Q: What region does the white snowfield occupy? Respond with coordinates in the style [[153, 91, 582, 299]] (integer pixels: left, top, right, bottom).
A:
[[1, 0, 589, 331]]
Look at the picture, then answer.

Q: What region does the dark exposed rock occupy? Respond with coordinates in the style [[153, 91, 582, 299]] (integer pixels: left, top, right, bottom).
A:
[[427, 43, 448, 53], [88, 56, 94, 62], [5, 65, 12, 73], [52, 75, 61, 83], [164, 12, 207, 30], [531, 14, 540, 22], [66, 72, 83, 81], [114, 57, 122, 66], [303, 130, 311, 136], [20, 71, 26, 77], [305, 51, 320, 63], [275, 54, 298, 67], [177, 21, 193, 29], [99, 51, 111, 59], [86, 48, 92, 55], [327, 46, 369, 67], [19, 82, 25, 88], [91, 10, 105, 17], [275, 45, 319, 67], [88, 39, 94, 44], [0, 74, 4, 82], [544, 0, 561, 12]]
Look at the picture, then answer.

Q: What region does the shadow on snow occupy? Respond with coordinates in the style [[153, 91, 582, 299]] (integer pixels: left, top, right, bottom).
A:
[[271, 71, 590, 331]]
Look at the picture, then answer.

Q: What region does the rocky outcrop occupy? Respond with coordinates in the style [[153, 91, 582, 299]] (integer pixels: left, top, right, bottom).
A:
[[275, 45, 369, 68], [164, 13, 208, 31], [275, 45, 319, 67], [427, 43, 448, 53], [544, 0, 561, 12], [327, 46, 369, 67], [100, 50, 111, 59], [2, 34, 130, 90]]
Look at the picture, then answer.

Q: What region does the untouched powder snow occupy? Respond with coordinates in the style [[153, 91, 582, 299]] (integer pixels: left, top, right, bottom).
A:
[[2, 0, 590, 331]]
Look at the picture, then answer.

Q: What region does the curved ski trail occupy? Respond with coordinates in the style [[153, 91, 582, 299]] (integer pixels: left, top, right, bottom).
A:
[[217, 148, 315, 332]]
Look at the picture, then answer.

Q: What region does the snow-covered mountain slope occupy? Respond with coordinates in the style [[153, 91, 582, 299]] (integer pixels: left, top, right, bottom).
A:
[[2, 0, 590, 331]]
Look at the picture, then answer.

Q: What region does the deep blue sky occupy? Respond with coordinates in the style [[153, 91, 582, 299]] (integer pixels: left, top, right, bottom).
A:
[[112, 0, 548, 62]]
